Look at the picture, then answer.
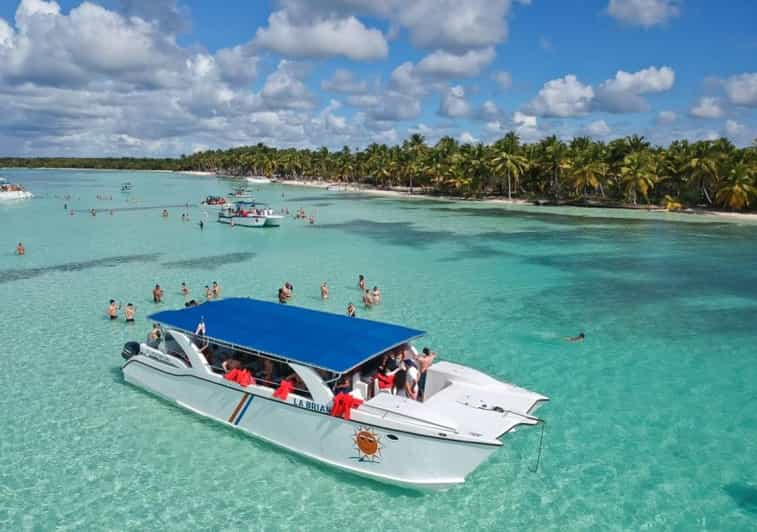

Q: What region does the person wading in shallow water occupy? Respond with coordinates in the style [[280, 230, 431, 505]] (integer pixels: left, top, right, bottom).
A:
[[152, 284, 164, 303], [15, 242, 25, 255], [346, 302, 356, 317]]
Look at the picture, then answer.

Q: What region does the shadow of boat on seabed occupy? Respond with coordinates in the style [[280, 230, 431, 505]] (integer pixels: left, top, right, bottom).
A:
[[724, 483, 757, 514]]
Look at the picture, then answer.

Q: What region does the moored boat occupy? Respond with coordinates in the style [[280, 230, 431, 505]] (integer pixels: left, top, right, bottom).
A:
[[246, 176, 272, 184], [218, 201, 283, 227], [120, 298, 548, 489], [0, 178, 33, 200], [120, 182, 133, 193], [201, 195, 228, 207]]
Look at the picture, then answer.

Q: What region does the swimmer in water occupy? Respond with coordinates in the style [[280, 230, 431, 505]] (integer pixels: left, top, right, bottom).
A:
[[199, 220, 204, 231], [205, 285, 213, 300], [212, 281, 221, 298], [107, 299, 119, 320], [15, 242, 25, 256], [371, 286, 381, 304], [346, 302, 356, 317], [320, 282, 329, 299], [152, 284, 164, 303], [181, 282, 189, 299], [278, 287, 287, 304], [565, 332, 585, 343], [362, 289, 374, 308], [358, 274, 365, 290], [124, 303, 135, 323]]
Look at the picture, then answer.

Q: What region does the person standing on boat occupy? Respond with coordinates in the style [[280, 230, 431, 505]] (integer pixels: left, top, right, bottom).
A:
[[124, 303, 136, 323], [346, 302, 356, 317], [15, 242, 25, 255], [417, 347, 437, 401], [320, 282, 329, 299], [107, 299, 119, 320], [147, 324, 161, 347]]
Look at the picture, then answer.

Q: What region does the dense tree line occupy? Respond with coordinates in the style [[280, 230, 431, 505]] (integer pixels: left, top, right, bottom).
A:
[[3, 133, 757, 210]]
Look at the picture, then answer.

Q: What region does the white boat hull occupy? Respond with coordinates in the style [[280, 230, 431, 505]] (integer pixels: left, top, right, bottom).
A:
[[246, 177, 271, 184], [0, 191, 33, 200], [122, 354, 499, 489], [218, 214, 283, 227]]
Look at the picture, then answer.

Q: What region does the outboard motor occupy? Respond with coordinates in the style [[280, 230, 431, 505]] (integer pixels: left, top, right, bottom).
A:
[[121, 341, 141, 360]]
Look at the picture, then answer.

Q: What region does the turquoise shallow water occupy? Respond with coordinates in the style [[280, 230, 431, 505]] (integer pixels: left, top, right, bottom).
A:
[[1, 169, 756, 531]]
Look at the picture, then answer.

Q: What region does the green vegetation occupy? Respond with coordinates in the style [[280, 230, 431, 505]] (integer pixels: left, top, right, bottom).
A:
[[3, 133, 757, 210]]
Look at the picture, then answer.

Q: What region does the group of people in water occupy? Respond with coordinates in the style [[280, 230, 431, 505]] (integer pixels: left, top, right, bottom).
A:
[[107, 299, 136, 322]]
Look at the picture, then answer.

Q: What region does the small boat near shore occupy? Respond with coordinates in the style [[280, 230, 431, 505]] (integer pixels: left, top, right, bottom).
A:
[[227, 189, 255, 200], [246, 176, 271, 184], [120, 298, 547, 489], [218, 201, 283, 227], [120, 182, 133, 193], [0, 178, 33, 200], [201, 195, 228, 207]]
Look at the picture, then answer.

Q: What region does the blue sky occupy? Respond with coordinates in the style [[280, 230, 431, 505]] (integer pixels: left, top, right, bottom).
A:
[[0, 0, 755, 156]]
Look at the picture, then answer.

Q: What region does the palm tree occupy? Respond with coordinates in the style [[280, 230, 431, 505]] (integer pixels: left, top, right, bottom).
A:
[[620, 151, 657, 204], [491, 151, 528, 199], [715, 163, 757, 210], [569, 158, 608, 198]]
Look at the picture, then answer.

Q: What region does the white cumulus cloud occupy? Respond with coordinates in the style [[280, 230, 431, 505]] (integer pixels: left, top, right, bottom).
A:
[[492, 70, 512, 90], [524, 75, 594, 117], [607, 0, 680, 28], [722, 72, 757, 107], [657, 110, 677, 124], [689, 97, 723, 119], [586, 119, 611, 136], [595, 66, 674, 113], [416, 47, 495, 79], [254, 10, 388, 61], [439, 85, 472, 117]]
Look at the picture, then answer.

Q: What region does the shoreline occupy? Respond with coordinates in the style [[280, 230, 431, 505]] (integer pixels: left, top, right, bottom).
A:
[[273, 178, 757, 223], [6, 166, 757, 222]]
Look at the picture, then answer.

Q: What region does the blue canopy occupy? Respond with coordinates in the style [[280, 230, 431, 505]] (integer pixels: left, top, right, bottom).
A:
[[148, 297, 425, 373]]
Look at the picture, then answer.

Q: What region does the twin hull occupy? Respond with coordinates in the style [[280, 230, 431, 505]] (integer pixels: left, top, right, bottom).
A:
[[122, 357, 498, 489]]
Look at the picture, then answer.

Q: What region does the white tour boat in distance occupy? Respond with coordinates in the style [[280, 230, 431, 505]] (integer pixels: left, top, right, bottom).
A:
[[120, 298, 548, 489], [0, 177, 33, 200], [217, 201, 283, 227], [246, 176, 272, 184]]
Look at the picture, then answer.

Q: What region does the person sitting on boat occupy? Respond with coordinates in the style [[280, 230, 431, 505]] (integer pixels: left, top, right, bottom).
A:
[[222, 358, 242, 373], [147, 324, 161, 347], [371, 286, 381, 304], [212, 281, 221, 298], [346, 302, 356, 317], [334, 374, 352, 396], [124, 303, 136, 323], [402, 359, 420, 401], [15, 242, 25, 255], [152, 284, 164, 303], [107, 299, 119, 320], [320, 282, 329, 299]]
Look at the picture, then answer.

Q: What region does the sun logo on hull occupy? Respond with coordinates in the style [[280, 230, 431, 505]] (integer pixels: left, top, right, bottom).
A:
[[353, 427, 382, 462]]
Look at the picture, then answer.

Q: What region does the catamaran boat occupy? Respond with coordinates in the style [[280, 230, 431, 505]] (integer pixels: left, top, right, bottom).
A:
[[120, 298, 548, 489], [246, 176, 272, 184], [217, 201, 283, 227], [0, 178, 33, 200]]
